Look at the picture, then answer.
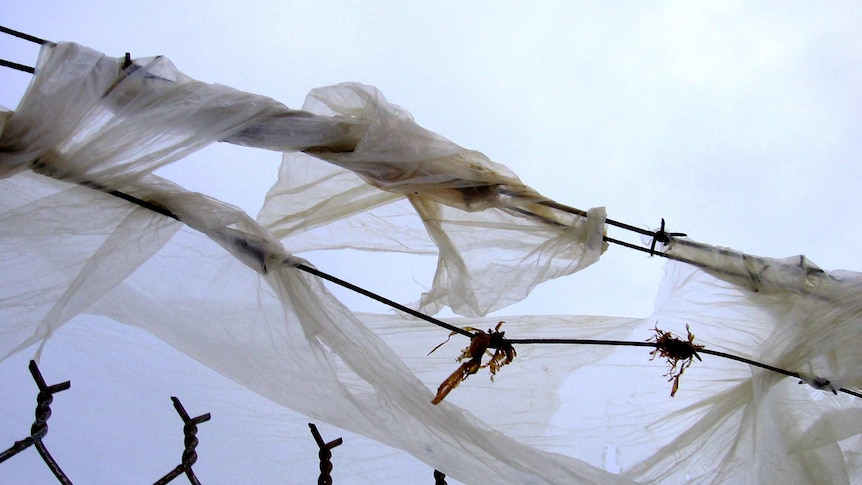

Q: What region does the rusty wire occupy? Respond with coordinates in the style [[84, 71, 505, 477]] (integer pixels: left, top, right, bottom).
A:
[[153, 397, 211, 485], [0, 360, 73, 484], [308, 423, 342, 485]]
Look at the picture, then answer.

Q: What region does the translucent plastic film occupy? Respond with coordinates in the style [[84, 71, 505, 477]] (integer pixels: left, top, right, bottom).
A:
[[662, 236, 862, 392], [1, 41, 859, 485], [0, 41, 606, 318], [0, 169, 635, 485], [0, 42, 617, 484], [260, 83, 608, 316]]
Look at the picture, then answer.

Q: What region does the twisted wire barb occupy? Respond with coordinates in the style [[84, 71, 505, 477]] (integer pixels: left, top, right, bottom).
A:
[[0, 360, 73, 484], [153, 397, 210, 485], [308, 423, 342, 485]]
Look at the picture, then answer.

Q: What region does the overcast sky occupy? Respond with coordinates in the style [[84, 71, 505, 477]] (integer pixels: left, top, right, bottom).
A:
[[2, 2, 861, 483], [3, 2, 862, 316]]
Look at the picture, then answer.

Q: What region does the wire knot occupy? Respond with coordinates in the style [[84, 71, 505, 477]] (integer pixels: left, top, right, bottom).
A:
[[181, 426, 200, 466], [650, 218, 687, 256], [309, 423, 342, 485], [27, 360, 70, 440], [153, 397, 210, 485]]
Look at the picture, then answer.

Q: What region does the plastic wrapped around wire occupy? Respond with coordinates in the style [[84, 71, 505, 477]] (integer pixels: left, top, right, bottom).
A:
[[0, 41, 860, 484]]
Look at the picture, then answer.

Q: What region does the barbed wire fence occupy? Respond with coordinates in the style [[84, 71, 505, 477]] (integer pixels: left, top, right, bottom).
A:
[[0, 360, 449, 485], [2, 22, 860, 484], [3, 24, 859, 399]]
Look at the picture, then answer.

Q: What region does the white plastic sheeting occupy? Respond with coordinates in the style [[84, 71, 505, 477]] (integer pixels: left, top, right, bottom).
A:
[[0, 41, 859, 484], [578, 259, 862, 484], [260, 82, 606, 317]]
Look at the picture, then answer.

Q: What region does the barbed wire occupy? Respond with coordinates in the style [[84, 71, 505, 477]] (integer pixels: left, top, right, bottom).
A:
[[0, 360, 72, 484], [1, 22, 857, 415], [0, 25, 46, 74], [75, 181, 857, 400], [0, 361, 451, 484], [0, 25, 47, 45]]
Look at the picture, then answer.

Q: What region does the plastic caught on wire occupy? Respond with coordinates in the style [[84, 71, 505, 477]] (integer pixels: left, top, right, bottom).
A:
[[0, 40, 860, 485], [0, 42, 627, 485]]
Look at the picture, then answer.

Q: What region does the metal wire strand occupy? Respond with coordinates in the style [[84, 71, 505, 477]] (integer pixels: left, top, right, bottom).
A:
[[507, 337, 861, 398], [0, 58, 34, 74], [0, 25, 48, 45], [75, 181, 857, 400], [0, 21, 852, 401]]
